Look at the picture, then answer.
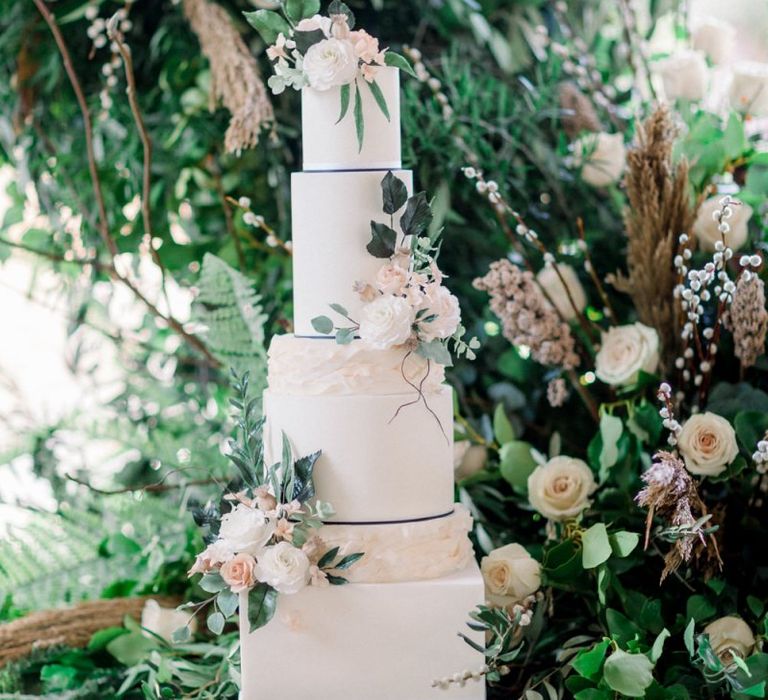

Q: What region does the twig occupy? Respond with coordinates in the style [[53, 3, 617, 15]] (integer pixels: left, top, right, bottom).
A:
[[209, 155, 246, 271], [0, 236, 106, 270], [567, 368, 600, 423], [65, 472, 217, 495], [576, 217, 617, 323]]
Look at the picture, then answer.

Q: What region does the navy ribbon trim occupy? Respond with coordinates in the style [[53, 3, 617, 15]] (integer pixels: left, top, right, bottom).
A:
[[321, 509, 455, 526]]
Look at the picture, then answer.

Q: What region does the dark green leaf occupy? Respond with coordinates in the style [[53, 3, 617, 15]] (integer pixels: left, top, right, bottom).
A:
[[311, 315, 334, 334], [88, 627, 127, 651], [381, 171, 408, 215], [292, 450, 321, 502], [242, 10, 291, 45], [294, 28, 326, 54], [400, 192, 433, 238], [327, 574, 349, 585], [384, 51, 416, 77], [493, 403, 516, 444], [367, 221, 398, 258], [334, 552, 364, 570], [336, 83, 351, 124], [248, 584, 278, 632], [328, 0, 354, 27], [367, 78, 390, 122], [353, 81, 364, 152], [572, 639, 610, 679], [285, 0, 320, 22], [318, 546, 340, 569]]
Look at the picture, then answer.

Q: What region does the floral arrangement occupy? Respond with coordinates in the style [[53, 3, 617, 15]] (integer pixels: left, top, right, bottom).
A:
[[183, 372, 362, 637], [244, 0, 414, 150]]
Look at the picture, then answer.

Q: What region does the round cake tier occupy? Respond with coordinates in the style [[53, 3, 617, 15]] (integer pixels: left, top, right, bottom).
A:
[[318, 506, 474, 583], [302, 67, 401, 171], [291, 169, 413, 337], [268, 334, 445, 396], [263, 386, 455, 523]]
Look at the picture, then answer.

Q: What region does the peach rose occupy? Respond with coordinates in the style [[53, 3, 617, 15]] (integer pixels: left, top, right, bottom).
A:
[[349, 29, 385, 64], [220, 553, 257, 593]]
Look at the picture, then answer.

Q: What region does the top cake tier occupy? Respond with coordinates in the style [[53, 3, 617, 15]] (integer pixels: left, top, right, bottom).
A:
[[302, 67, 401, 171]]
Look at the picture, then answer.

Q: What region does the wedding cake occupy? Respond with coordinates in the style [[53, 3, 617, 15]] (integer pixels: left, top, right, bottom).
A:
[[237, 33, 485, 700]]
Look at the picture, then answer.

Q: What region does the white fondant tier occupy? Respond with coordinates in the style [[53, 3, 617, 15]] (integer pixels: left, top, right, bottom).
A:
[[319, 506, 473, 583], [268, 334, 445, 396], [291, 168, 413, 337], [302, 67, 401, 170], [239, 561, 486, 700], [263, 385, 454, 523]]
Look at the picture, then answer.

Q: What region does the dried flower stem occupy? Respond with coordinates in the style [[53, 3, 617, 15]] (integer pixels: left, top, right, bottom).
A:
[[576, 217, 616, 323]]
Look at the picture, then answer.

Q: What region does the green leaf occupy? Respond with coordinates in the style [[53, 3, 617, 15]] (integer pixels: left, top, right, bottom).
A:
[[416, 339, 452, 366], [684, 618, 696, 656], [334, 552, 364, 570], [582, 523, 612, 569], [247, 583, 278, 632], [574, 690, 612, 700], [88, 627, 127, 651], [606, 609, 642, 646], [311, 315, 334, 334], [170, 626, 191, 644], [327, 574, 349, 585], [493, 404, 516, 444], [353, 81, 364, 152], [384, 51, 416, 77], [285, 0, 320, 22], [336, 83, 351, 124], [242, 10, 291, 45], [381, 171, 408, 215], [294, 28, 326, 54], [598, 412, 623, 478], [686, 594, 716, 622], [367, 78, 390, 122], [328, 0, 354, 28], [292, 450, 321, 502], [207, 610, 225, 635], [199, 572, 226, 593], [400, 192, 433, 238], [318, 546, 340, 569], [217, 589, 239, 618], [336, 327, 355, 345], [329, 303, 349, 317], [650, 629, 670, 663], [499, 441, 537, 493], [735, 410, 768, 452], [107, 631, 158, 666], [609, 531, 640, 558], [603, 650, 654, 698], [572, 639, 610, 679], [366, 221, 398, 258]]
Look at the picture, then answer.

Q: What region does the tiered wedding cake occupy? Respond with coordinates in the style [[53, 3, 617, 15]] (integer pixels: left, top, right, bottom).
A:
[[239, 67, 485, 699]]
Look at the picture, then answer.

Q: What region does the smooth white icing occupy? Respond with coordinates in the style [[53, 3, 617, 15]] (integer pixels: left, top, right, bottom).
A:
[[291, 169, 413, 337], [302, 67, 401, 171], [239, 561, 486, 700], [263, 386, 455, 523], [268, 334, 445, 396], [319, 506, 473, 583]]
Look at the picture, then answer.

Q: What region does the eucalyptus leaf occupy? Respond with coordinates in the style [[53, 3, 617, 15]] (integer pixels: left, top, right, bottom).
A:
[[217, 588, 239, 619], [603, 649, 654, 697], [199, 572, 226, 593], [242, 10, 291, 46], [581, 523, 612, 569], [311, 315, 334, 335], [650, 628, 670, 663], [416, 339, 452, 366], [499, 440, 537, 492], [609, 531, 640, 558], [493, 403, 516, 444], [207, 610, 225, 635], [684, 618, 696, 656], [598, 412, 623, 479], [336, 327, 355, 345]]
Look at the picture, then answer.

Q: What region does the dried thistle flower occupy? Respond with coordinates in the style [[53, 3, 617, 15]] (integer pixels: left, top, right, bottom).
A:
[[546, 377, 569, 407], [559, 81, 602, 138], [474, 260, 580, 370], [725, 272, 768, 370], [183, 0, 274, 153]]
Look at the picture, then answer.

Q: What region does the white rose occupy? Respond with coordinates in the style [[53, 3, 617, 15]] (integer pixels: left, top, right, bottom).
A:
[[296, 14, 332, 37], [481, 543, 541, 607], [677, 412, 739, 477], [729, 62, 768, 117], [595, 323, 660, 386], [419, 284, 462, 342], [527, 456, 596, 521], [218, 504, 275, 556], [358, 295, 415, 349], [303, 38, 359, 91], [704, 616, 755, 663], [654, 50, 708, 102], [693, 196, 753, 252], [692, 17, 736, 65], [536, 264, 588, 322], [254, 542, 311, 595], [375, 262, 409, 295], [572, 132, 626, 188], [141, 599, 197, 642]]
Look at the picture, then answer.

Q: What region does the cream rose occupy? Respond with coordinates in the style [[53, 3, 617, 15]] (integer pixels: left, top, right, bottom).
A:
[[296, 14, 332, 37], [303, 38, 359, 91], [572, 132, 626, 188], [481, 543, 541, 607], [218, 504, 275, 556], [655, 50, 708, 101], [419, 284, 462, 342], [358, 295, 415, 349], [527, 456, 596, 521], [141, 599, 197, 642], [220, 552, 257, 593], [677, 412, 739, 477], [595, 323, 660, 387], [454, 441, 488, 480], [729, 62, 768, 117], [693, 196, 753, 252], [254, 542, 311, 595], [536, 264, 587, 322], [692, 17, 736, 65], [704, 616, 755, 663], [375, 262, 409, 295]]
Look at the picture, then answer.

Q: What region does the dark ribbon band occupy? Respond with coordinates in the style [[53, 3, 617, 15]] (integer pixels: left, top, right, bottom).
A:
[[321, 509, 455, 527]]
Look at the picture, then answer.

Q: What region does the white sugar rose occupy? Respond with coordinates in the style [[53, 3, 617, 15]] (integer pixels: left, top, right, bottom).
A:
[[188, 539, 236, 575], [218, 504, 275, 556], [572, 132, 626, 188], [296, 14, 332, 37], [358, 295, 415, 349], [595, 323, 660, 387], [141, 599, 197, 642], [375, 262, 409, 295], [694, 196, 753, 252], [677, 412, 739, 477], [419, 284, 462, 342], [692, 17, 736, 65], [481, 543, 541, 607], [730, 62, 768, 117], [704, 616, 755, 663], [536, 264, 587, 322], [655, 50, 708, 101], [303, 38, 359, 91], [254, 542, 311, 595], [527, 456, 596, 521]]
